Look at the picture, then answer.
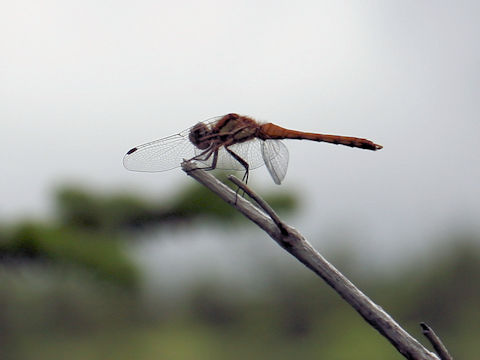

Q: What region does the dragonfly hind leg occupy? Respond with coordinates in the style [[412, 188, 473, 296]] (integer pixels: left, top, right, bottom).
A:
[[225, 147, 250, 184]]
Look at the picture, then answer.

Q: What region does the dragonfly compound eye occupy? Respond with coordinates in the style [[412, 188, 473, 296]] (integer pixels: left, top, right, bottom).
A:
[[189, 122, 211, 150]]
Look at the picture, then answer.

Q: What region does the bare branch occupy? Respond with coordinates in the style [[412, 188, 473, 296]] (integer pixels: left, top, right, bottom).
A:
[[182, 161, 440, 360], [228, 175, 288, 235], [421, 323, 453, 360]]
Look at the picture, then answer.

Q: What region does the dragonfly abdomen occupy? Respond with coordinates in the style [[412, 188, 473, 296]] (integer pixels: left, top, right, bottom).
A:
[[259, 123, 382, 151]]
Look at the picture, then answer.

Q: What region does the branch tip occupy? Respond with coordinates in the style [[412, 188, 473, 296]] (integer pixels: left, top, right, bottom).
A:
[[420, 322, 453, 360]]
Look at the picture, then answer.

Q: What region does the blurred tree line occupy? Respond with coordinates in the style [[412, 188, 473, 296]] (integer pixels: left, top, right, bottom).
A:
[[0, 179, 478, 359]]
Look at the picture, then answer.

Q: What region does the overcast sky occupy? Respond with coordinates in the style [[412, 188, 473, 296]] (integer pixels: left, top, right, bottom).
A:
[[2, 1, 480, 271]]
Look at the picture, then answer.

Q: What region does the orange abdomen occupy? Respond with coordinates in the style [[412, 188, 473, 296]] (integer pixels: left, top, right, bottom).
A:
[[259, 123, 382, 151]]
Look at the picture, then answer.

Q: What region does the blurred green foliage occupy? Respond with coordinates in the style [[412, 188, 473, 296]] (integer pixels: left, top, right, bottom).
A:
[[56, 177, 297, 232], [0, 182, 478, 359], [1, 181, 296, 288], [2, 238, 479, 359], [0, 222, 138, 289]]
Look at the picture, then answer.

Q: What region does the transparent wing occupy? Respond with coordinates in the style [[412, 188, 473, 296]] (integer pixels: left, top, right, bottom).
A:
[[195, 138, 267, 171], [123, 129, 196, 172], [261, 140, 289, 184], [123, 117, 222, 172]]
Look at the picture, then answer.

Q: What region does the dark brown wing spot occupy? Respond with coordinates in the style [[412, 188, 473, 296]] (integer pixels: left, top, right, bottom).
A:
[[126, 147, 138, 155]]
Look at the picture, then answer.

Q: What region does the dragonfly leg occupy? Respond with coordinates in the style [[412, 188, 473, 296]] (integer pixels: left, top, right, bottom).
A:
[[225, 147, 250, 184], [190, 147, 219, 171], [209, 149, 218, 170]]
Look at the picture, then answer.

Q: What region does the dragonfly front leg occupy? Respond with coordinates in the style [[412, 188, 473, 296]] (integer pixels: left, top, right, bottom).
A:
[[190, 146, 219, 171]]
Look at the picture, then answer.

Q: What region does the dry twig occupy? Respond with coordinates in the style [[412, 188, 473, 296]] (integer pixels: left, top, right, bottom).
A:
[[421, 323, 453, 360], [182, 161, 442, 360]]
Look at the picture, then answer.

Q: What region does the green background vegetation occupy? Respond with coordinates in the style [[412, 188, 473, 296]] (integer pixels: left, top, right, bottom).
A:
[[1, 181, 478, 360]]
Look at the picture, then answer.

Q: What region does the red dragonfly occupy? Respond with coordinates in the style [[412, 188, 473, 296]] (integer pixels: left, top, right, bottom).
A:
[[123, 113, 382, 184]]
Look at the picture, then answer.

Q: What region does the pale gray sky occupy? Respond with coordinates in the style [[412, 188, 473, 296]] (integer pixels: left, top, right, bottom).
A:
[[1, 1, 480, 268]]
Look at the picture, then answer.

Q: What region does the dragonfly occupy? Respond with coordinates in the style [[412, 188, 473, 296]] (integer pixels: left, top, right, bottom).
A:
[[123, 113, 383, 184]]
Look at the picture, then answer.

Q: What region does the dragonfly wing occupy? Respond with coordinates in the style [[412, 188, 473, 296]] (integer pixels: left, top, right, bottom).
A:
[[123, 130, 196, 172], [261, 140, 289, 184], [203, 139, 266, 171], [124, 116, 225, 172]]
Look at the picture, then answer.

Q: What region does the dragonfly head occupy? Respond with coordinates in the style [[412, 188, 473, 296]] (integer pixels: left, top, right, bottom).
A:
[[189, 122, 212, 150]]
